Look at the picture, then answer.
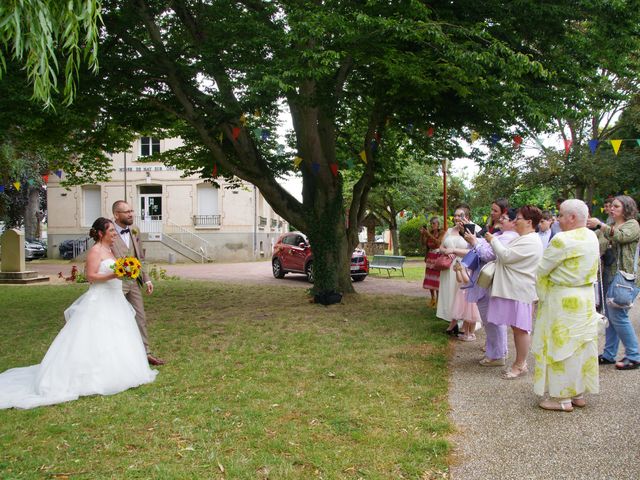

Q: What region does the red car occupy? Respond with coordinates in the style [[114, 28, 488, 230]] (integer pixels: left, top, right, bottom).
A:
[[272, 232, 368, 283]]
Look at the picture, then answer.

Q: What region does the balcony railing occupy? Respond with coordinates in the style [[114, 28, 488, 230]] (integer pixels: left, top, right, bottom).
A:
[[271, 218, 278, 228], [192, 215, 221, 227]]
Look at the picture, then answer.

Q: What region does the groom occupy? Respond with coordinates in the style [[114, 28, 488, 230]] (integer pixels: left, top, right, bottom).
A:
[[111, 200, 165, 366]]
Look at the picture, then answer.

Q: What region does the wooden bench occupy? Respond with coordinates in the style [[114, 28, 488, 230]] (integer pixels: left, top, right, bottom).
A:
[[369, 255, 406, 277]]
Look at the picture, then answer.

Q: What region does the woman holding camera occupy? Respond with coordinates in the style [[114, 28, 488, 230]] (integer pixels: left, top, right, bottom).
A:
[[421, 217, 445, 307], [486, 205, 544, 379], [437, 204, 480, 336], [588, 195, 640, 370]]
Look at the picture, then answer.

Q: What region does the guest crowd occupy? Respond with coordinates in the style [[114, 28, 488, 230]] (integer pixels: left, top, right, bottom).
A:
[[421, 195, 640, 412]]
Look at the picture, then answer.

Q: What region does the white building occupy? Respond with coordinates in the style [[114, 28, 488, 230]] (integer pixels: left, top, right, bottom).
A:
[[46, 137, 288, 262]]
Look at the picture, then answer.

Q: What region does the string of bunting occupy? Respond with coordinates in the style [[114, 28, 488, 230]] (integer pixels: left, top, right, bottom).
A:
[[0, 170, 61, 193]]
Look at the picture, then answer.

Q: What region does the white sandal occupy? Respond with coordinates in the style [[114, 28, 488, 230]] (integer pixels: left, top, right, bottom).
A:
[[539, 398, 573, 412]]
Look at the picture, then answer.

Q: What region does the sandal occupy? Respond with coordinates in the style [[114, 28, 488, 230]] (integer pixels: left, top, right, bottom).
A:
[[615, 358, 640, 370], [539, 399, 573, 412], [571, 395, 586, 408], [501, 363, 528, 379], [445, 324, 459, 336], [598, 354, 615, 365]]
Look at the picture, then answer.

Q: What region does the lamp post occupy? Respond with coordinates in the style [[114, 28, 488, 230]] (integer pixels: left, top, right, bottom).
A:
[[123, 150, 128, 203]]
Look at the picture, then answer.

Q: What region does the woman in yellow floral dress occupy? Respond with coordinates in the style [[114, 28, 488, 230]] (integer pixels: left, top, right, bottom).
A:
[[532, 199, 601, 412]]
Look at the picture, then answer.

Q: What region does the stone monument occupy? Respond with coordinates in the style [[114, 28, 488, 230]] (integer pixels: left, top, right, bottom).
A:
[[0, 229, 49, 284]]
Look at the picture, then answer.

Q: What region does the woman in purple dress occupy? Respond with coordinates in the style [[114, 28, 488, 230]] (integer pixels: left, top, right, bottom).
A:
[[485, 206, 544, 379], [463, 208, 519, 365]]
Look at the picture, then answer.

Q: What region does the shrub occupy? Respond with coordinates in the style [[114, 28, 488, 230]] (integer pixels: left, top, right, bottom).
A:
[[399, 216, 428, 256]]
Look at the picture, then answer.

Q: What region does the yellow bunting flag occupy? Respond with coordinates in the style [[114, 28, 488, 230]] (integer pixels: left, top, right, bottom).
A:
[[471, 131, 480, 143], [359, 150, 367, 164], [253, 109, 261, 118], [240, 114, 247, 126], [13, 181, 21, 191], [293, 156, 303, 168], [482, 215, 488, 223], [217, 132, 223, 143], [600, 207, 604, 213], [610, 139, 622, 155]]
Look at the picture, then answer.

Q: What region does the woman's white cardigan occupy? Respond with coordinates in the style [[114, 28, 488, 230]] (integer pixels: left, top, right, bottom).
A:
[[490, 232, 543, 304]]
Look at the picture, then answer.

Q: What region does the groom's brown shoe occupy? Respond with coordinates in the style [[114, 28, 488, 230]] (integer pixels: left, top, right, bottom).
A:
[[147, 354, 166, 366]]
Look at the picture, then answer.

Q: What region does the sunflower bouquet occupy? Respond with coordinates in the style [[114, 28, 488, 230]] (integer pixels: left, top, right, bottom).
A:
[[111, 256, 142, 280]]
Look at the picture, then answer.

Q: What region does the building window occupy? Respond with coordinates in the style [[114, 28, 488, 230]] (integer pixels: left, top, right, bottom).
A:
[[194, 183, 221, 227], [140, 137, 160, 157], [82, 186, 101, 226]]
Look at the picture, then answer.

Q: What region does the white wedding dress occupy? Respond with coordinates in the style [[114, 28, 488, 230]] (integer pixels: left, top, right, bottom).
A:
[[0, 259, 157, 409]]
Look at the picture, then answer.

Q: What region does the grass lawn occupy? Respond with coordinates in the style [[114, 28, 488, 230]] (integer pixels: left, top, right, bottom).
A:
[[368, 260, 426, 283], [0, 281, 450, 479]]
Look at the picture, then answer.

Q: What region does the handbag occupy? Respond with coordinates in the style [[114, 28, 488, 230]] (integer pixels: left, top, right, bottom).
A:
[[606, 242, 640, 309], [425, 252, 456, 271], [476, 261, 496, 289], [595, 261, 609, 335]]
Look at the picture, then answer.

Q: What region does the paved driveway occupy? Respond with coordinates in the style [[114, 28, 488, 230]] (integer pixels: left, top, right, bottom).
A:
[[29, 260, 426, 297]]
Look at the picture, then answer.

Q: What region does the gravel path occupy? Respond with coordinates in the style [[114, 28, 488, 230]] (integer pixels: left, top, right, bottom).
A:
[[448, 304, 640, 479], [29, 260, 426, 297]]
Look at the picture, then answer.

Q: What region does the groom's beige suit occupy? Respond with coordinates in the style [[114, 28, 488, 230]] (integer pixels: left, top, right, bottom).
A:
[[111, 226, 151, 353]]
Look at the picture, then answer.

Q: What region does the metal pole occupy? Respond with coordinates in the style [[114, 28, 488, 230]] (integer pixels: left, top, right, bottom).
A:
[[253, 185, 257, 258], [442, 159, 448, 229], [123, 151, 127, 202]]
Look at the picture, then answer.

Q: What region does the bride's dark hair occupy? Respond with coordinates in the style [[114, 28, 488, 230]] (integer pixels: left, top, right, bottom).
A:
[[89, 217, 113, 242]]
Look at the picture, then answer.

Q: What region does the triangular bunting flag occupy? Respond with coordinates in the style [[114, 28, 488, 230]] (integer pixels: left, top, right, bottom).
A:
[[329, 163, 338, 177], [610, 139, 622, 155], [239, 114, 247, 126], [374, 131, 381, 143], [426, 127, 435, 137], [399, 210, 404, 218], [490, 134, 500, 146], [636, 139, 640, 147], [217, 132, 223, 143], [0, 185, 4, 193], [346, 159, 354, 170], [564, 139, 572, 155], [370, 139, 378, 152], [27, 179, 35, 186], [42, 174, 49, 183], [13, 181, 21, 191], [232, 127, 241, 140], [253, 127, 261, 138], [54, 170, 63, 178], [212, 164, 218, 177], [260, 129, 269, 141], [588, 139, 599, 154], [293, 156, 303, 168], [359, 150, 367, 164], [311, 162, 320, 174], [513, 135, 523, 148], [470, 131, 480, 143], [254, 109, 261, 118]]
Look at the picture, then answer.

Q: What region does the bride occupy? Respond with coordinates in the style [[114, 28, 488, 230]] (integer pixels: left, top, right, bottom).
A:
[[0, 217, 157, 409]]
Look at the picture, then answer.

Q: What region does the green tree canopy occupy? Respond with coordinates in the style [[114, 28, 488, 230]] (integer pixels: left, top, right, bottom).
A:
[[88, 0, 636, 294], [0, 0, 102, 106]]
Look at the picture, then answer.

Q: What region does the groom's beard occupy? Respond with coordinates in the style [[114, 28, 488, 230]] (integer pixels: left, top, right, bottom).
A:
[[115, 218, 134, 227]]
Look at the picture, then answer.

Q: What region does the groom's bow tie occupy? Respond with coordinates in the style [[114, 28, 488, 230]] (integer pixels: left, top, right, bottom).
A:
[[120, 228, 131, 234]]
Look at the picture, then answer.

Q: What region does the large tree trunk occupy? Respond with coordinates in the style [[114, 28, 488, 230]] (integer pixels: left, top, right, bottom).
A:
[[23, 187, 40, 239]]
